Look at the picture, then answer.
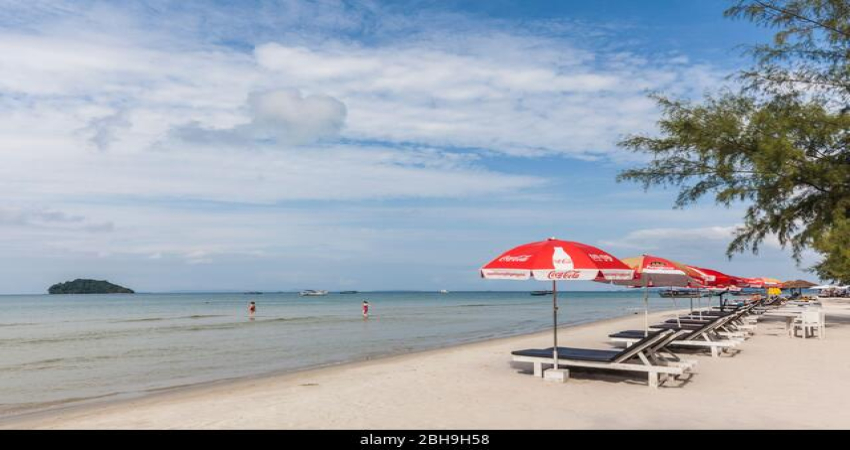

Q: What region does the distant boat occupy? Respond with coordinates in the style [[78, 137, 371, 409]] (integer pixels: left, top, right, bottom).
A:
[[299, 290, 329, 297], [439, 290, 449, 294], [530, 290, 554, 296], [732, 291, 758, 297], [339, 290, 359, 294], [659, 289, 710, 298], [244, 291, 262, 295]]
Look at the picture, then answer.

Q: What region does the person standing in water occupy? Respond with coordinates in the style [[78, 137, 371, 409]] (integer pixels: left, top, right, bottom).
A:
[[248, 301, 256, 319], [362, 300, 369, 319]]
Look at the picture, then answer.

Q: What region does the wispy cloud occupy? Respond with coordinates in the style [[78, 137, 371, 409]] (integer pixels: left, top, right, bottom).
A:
[[0, 207, 113, 232], [0, 1, 809, 292], [169, 89, 347, 148], [601, 226, 741, 251], [253, 40, 721, 158], [82, 108, 131, 151]]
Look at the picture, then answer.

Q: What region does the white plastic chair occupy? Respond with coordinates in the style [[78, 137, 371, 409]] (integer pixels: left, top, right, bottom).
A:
[[791, 310, 825, 339]]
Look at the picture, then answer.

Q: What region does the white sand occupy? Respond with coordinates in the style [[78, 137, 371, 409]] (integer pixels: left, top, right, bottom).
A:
[[4, 299, 850, 429]]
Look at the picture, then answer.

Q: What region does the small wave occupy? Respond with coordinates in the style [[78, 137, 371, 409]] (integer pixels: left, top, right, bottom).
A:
[[0, 315, 347, 347], [115, 317, 165, 323], [0, 345, 201, 373], [452, 301, 549, 308], [0, 354, 120, 372], [0, 391, 123, 418], [114, 314, 226, 324], [184, 316, 323, 331], [0, 322, 36, 328], [261, 316, 318, 323]]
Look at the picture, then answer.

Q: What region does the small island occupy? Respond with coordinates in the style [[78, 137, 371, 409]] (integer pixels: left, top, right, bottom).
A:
[[48, 279, 135, 294]]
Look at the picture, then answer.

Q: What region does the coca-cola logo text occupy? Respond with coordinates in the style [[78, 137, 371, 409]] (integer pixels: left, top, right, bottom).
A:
[[547, 270, 582, 280], [498, 254, 532, 263], [587, 253, 614, 262]]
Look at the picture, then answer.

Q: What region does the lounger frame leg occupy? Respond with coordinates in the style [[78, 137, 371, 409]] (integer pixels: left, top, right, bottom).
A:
[[533, 362, 544, 378]]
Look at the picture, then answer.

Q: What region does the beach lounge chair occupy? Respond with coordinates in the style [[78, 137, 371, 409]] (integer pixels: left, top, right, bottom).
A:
[[652, 317, 748, 341], [681, 310, 756, 324], [657, 305, 756, 338], [510, 329, 695, 388], [652, 309, 746, 338], [610, 313, 744, 358], [751, 297, 785, 313], [676, 310, 758, 332], [677, 318, 758, 335]]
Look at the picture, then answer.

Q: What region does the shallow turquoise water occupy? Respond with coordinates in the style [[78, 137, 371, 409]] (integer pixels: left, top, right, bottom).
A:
[[0, 290, 692, 415]]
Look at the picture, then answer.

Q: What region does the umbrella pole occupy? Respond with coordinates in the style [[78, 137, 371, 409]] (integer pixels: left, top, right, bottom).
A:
[[672, 296, 681, 327], [643, 279, 649, 337], [552, 280, 559, 371], [697, 288, 702, 319]]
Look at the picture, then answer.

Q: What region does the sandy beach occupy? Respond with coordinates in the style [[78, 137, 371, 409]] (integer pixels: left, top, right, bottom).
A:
[[3, 299, 850, 430]]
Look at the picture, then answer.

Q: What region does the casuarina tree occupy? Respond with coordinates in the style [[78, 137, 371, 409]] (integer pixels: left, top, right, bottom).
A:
[[618, 0, 850, 283]]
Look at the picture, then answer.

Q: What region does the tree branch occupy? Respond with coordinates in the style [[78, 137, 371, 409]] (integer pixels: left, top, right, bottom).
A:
[[753, 0, 850, 39]]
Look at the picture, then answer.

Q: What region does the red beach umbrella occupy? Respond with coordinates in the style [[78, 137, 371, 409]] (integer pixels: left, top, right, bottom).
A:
[[688, 266, 745, 313], [742, 277, 784, 302], [606, 255, 706, 334], [688, 267, 743, 289], [616, 255, 705, 287], [481, 237, 633, 370], [743, 277, 783, 288]]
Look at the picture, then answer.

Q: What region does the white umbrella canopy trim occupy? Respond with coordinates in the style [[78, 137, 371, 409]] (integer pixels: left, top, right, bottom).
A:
[[480, 268, 633, 281]]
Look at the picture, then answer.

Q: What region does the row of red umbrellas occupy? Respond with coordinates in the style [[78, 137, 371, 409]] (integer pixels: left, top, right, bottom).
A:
[[479, 237, 780, 370], [480, 238, 779, 290]]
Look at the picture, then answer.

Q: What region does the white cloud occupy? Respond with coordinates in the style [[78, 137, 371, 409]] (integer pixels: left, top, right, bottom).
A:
[[82, 108, 132, 151], [252, 40, 721, 157], [0, 1, 794, 293], [170, 89, 347, 147], [1, 140, 543, 204], [0, 206, 113, 232], [601, 226, 740, 251], [601, 225, 792, 253], [0, 3, 728, 166]]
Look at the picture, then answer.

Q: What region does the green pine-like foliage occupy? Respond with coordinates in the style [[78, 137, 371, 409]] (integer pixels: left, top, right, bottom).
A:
[[617, 0, 850, 283]]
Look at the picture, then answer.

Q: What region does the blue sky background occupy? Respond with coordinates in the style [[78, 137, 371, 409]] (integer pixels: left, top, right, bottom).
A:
[[0, 1, 819, 293]]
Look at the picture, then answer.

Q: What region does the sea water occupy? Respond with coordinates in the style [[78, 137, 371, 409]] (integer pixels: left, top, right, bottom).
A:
[[0, 290, 688, 416]]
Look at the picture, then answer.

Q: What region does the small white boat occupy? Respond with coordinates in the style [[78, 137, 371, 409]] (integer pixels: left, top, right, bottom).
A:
[[439, 289, 449, 294], [299, 290, 329, 297]]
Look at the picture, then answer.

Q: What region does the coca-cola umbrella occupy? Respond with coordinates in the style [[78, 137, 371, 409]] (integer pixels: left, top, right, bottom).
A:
[[688, 266, 745, 310], [604, 255, 705, 335], [480, 238, 634, 371], [744, 277, 783, 288], [743, 277, 784, 301]]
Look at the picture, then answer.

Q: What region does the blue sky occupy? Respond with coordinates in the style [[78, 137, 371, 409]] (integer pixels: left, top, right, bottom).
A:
[[0, 1, 818, 293]]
